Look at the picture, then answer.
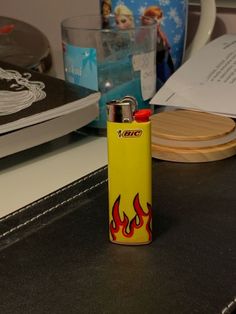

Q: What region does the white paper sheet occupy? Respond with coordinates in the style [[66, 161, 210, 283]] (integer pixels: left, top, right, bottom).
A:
[[150, 35, 236, 118]]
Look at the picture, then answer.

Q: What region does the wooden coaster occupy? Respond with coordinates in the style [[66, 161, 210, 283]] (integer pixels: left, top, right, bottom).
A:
[[151, 110, 235, 141], [151, 110, 236, 163]]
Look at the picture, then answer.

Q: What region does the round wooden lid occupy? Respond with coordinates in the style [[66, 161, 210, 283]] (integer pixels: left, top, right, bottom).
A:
[[151, 110, 235, 141]]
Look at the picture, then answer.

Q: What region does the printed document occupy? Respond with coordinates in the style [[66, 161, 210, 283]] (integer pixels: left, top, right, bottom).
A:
[[150, 35, 236, 117]]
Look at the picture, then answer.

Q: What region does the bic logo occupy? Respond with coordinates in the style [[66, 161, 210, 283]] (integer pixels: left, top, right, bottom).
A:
[[117, 129, 143, 138]]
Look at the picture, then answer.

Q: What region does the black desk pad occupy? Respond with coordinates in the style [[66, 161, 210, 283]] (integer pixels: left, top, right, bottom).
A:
[[0, 160, 236, 314]]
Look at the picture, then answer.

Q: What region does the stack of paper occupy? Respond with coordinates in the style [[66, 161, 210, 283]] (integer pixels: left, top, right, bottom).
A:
[[150, 35, 236, 118]]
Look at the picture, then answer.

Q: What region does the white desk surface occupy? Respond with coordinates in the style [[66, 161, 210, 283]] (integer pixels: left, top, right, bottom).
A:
[[0, 134, 107, 218]]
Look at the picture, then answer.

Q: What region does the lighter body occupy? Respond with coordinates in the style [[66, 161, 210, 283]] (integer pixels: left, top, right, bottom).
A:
[[107, 111, 152, 245]]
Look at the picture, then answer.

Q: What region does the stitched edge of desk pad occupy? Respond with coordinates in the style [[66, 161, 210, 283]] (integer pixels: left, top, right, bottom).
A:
[[0, 165, 108, 250]]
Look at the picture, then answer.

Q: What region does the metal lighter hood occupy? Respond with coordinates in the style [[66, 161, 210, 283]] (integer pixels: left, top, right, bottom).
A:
[[107, 96, 138, 123]]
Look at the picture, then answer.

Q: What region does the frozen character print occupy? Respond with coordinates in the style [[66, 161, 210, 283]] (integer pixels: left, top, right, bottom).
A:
[[142, 5, 175, 83], [101, 0, 112, 28], [114, 4, 134, 29]]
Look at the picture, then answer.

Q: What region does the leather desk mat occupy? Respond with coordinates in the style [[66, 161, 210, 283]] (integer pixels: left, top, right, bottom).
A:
[[0, 160, 236, 314]]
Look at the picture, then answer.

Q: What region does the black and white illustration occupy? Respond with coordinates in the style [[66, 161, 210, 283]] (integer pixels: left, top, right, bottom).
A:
[[0, 61, 99, 134], [0, 67, 46, 116]]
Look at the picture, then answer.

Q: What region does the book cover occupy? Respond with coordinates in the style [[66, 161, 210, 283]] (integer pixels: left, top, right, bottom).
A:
[[0, 61, 100, 133]]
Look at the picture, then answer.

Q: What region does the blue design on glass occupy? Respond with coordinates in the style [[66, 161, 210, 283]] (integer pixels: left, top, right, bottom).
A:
[[82, 48, 97, 72], [63, 44, 98, 91]]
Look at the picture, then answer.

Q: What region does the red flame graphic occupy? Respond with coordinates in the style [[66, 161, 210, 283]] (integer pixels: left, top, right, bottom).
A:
[[110, 193, 152, 241]]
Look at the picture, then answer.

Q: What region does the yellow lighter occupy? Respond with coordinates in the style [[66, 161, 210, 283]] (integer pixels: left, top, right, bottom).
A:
[[107, 96, 152, 245]]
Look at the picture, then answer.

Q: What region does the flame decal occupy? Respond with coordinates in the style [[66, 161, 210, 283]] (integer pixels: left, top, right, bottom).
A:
[[110, 193, 152, 242]]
